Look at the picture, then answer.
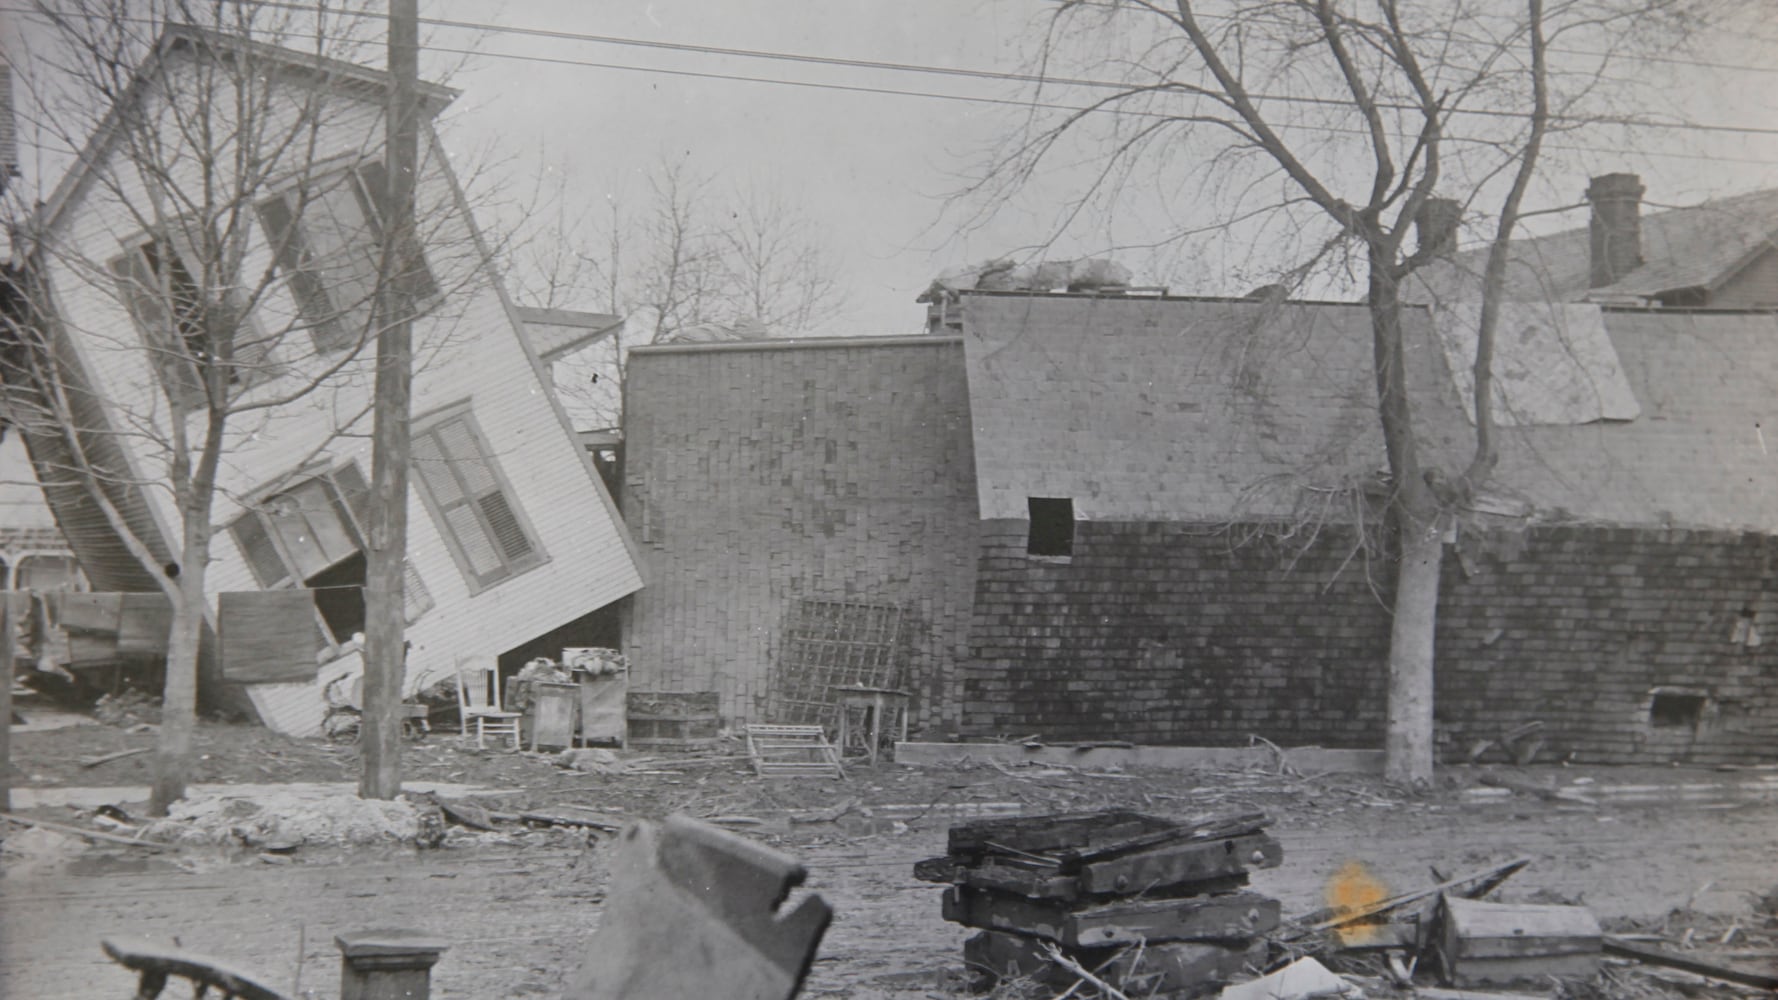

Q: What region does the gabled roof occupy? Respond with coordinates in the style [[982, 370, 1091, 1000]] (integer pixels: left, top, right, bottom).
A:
[[960, 292, 1778, 532], [29, 21, 458, 239], [1409, 187, 1778, 304]]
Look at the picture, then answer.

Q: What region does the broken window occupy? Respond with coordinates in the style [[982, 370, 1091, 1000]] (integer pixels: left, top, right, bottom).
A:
[[109, 229, 276, 409], [229, 462, 433, 651], [1648, 691, 1706, 728], [256, 160, 438, 355], [411, 408, 545, 593], [1026, 497, 1075, 557]]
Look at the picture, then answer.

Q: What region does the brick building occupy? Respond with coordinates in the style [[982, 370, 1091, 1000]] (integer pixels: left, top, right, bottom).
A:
[[621, 181, 1778, 765]]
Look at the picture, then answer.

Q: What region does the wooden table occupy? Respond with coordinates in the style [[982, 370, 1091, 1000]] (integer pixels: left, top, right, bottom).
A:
[[831, 685, 910, 766]]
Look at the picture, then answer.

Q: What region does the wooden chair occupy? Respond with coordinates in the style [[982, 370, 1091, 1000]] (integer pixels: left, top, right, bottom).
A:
[[454, 662, 521, 750], [103, 936, 291, 1000]]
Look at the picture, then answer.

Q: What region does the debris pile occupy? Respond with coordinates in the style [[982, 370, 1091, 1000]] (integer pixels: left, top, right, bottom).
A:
[[144, 789, 441, 848], [916, 808, 1281, 998]]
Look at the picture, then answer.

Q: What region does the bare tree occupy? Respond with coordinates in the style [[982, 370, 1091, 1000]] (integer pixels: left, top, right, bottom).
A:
[[509, 155, 848, 429], [969, 0, 1753, 783], [0, 1, 480, 813]]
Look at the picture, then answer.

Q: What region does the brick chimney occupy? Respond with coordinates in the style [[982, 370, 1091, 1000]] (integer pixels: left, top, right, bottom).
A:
[[1414, 197, 1461, 258], [1586, 173, 1645, 288]]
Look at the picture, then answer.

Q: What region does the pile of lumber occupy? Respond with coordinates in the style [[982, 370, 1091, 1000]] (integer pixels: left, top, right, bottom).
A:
[[915, 809, 1282, 998]]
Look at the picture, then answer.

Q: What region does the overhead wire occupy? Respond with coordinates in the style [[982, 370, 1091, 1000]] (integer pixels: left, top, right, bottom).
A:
[[5, 3, 1775, 165], [225, 0, 1778, 138]]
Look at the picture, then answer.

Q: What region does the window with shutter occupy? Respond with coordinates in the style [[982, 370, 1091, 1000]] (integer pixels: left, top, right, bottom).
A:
[[257, 160, 438, 354], [109, 230, 278, 407], [227, 461, 434, 650], [411, 409, 546, 593]]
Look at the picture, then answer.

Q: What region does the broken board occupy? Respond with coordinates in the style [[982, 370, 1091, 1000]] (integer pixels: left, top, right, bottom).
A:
[[942, 886, 1279, 948], [563, 814, 832, 1000], [964, 929, 1262, 995]]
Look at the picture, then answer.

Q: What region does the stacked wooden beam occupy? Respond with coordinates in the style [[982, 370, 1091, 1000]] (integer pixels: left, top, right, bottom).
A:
[[916, 809, 1282, 998]]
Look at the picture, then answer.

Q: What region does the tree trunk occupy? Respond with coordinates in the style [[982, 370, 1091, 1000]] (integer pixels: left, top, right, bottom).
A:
[[1385, 509, 1442, 786], [150, 568, 206, 816]]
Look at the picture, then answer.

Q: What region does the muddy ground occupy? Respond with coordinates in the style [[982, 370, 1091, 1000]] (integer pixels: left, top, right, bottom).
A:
[[3, 718, 1776, 999]]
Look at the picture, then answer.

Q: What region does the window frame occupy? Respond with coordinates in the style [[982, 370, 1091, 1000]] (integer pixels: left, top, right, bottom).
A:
[[410, 405, 548, 595], [255, 157, 440, 356], [108, 225, 277, 409], [228, 461, 434, 652]]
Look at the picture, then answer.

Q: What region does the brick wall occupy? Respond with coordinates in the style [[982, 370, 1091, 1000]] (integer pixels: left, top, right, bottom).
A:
[[963, 519, 1778, 763], [964, 521, 1392, 747], [1439, 526, 1777, 765], [622, 337, 980, 732]]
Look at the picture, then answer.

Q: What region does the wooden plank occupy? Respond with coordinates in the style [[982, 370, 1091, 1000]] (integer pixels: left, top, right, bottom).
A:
[[1603, 937, 1778, 990], [217, 590, 320, 684], [946, 809, 1159, 858], [1, 812, 171, 851], [1052, 811, 1268, 866], [1288, 857, 1532, 937], [942, 886, 1278, 947], [563, 815, 831, 1000], [894, 741, 1387, 774], [1079, 833, 1282, 895], [963, 929, 1260, 994]]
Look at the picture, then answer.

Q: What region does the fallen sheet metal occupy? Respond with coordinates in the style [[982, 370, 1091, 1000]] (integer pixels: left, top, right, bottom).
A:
[[563, 814, 832, 1000]]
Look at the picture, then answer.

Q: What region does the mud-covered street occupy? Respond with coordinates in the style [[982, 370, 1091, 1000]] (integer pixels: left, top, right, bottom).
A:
[[4, 739, 1774, 999]]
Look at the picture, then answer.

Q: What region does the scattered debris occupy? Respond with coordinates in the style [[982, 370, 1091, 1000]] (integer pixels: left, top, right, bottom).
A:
[[919, 808, 1280, 996], [558, 747, 626, 774], [78, 746, 152, 769], [143, 790, 435, 848], [93, 690, 161, 727], [562, 815, 831, 1000], [1603, 935, 1778, 991], [1218, 956, 1360, 999], [1288, 857, 1531, 939], [1432, 896, 1602, 988], [1, 811, 170, 851]]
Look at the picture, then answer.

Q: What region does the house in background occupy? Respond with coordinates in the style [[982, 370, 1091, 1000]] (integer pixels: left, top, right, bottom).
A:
[[5, 25, 642, 734], [620, 176, 1777, 765]]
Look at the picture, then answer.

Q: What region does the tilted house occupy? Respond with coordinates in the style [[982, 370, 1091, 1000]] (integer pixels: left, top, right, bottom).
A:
[[621, 177, 1777, 764], [5, 26, 642, 734]]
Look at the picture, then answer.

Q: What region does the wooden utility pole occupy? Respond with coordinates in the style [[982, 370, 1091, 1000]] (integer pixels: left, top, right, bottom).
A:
[[361, 0, 419, 799], [1, 593, 14, 812]]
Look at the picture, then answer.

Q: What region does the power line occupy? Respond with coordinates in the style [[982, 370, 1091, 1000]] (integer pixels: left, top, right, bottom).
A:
[[1036, 0, 1778, 79], [229, 0, 1778, 139], [7, 5, 1776, 166], [431, 43, 1778, 167]]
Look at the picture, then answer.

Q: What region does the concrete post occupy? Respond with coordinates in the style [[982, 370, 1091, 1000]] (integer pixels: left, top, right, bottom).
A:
[[336, 929, 448, 1000]]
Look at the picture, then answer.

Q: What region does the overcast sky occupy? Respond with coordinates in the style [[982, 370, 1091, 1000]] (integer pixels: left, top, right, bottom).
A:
[[6, 1, 1777, 336], [421, 0, 1778, 334]]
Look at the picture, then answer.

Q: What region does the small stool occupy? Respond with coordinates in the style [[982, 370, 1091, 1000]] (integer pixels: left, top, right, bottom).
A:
[[831, 685, 910, 766]]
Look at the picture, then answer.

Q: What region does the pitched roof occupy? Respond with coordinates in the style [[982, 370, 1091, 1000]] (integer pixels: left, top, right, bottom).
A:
[[30, 22, 458, 239], [1408, 187, 1778, 304], [960, 292, 1445, 522], [515, 306, 623, 362], [960, 292, 1778, 532]]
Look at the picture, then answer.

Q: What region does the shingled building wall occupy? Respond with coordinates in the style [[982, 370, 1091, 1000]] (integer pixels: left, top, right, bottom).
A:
[[621, 337, 980, 732], [1438, 526, 1777, 765], [964, 522, 1393, 748], [963, 520, 1778, 763]]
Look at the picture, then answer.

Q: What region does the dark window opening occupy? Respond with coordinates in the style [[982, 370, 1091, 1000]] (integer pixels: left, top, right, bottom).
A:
[[1027, 497, 1074, 557], [1649, 692, 1706, 728], [308, 549, 367, 644]]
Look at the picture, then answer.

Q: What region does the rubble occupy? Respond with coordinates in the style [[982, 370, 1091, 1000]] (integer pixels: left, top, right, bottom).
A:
[[143, 788, 440, 848], [918, 808, 1282, 997]]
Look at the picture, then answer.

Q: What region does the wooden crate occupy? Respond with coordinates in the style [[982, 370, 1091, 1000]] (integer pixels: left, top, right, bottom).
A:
[[1438, 895, 1602, 987]]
